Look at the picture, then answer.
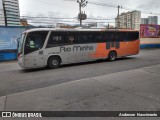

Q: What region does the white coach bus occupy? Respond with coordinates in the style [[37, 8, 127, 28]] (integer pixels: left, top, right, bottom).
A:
[[18, 28, 139, 69]]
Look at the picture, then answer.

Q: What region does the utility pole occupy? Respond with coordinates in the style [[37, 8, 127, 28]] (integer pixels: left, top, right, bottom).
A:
[[131, 12, 132, 29], [108, 23, 109, 28], [117, 5, 122, 28], [77, 0, 88, 27], [79, 2, 82, 26], [2, 0, 7, 26]]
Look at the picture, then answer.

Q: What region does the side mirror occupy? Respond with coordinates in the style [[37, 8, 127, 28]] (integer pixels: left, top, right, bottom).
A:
[[17, 38, 20, 42]]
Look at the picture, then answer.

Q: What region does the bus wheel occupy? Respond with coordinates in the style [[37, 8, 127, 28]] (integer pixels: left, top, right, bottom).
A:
[[48, 57, 60, 69], [108, 51, 117, 61]]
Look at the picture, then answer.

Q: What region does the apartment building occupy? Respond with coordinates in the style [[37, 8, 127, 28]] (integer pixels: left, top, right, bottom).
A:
[[141, 18, 148, 24], [141, 16, 158, 25], [1, 0, 20, 26], [148, 16, 158, 24], [0, 0, 5, 26], [115, 10, 141, 30]]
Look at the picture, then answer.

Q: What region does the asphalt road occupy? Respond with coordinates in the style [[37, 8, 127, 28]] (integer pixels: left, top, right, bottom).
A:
[[0, 49, 160, 97]]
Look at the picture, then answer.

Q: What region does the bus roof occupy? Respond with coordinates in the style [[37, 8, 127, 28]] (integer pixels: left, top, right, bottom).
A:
[[23, 28, 139, 33]]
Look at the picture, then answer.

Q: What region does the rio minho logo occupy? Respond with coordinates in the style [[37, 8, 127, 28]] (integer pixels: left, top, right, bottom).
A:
[[2, 112, 12, 117]]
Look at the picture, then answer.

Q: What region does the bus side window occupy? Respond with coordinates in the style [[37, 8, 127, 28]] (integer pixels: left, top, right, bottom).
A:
[[96, 32, 102, 43], [122, 32, 128, 41], [47, 32, 68, 47], [129, 32, 139, 41], [105, 32, 115, 42], [47, 35, 56, 47], [54, 36, 62, 45], [78, 32, 86, 44], [103, 32, 108, 42], [68, 36, 74, 43], [82, 35, 88, 43], [117, 32, 125, 42], [68, 32, 78, 44], [89, 32, 96, 43], [115, 32, 120, 42]]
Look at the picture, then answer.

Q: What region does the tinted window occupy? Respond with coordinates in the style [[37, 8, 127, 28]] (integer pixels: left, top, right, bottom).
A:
[[116, 32, 139, 41], [93, 32, 103, 43], [103, 32, 115, 42], [68, 32, 79, 44], [78, 32, 92, 43], [128, 32, 139, 41], [24, 31, 48, 55], [18, 33, 25, 54], [45, 31, 139, 47], [78, 32, 116, 43], [47, 32, 68, 48], [78, 32, 103, 43], [115, 32, 128, 41]]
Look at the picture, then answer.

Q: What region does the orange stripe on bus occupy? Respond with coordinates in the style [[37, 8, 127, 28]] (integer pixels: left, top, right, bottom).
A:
[[89, 43, 109, 59], [89, 40, 139, 59]]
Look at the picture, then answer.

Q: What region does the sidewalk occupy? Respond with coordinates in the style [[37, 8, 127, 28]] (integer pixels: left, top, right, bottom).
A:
[[0, 64, 160, 117]]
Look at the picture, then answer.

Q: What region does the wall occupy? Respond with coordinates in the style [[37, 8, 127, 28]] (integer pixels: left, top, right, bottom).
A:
[[0, 26, 26, 50], [140, 38, 160, 49], [0, 26, 26, 61], [140, 24, 160, 48]]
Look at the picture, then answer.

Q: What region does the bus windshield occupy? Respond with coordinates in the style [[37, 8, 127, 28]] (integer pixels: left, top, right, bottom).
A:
[[18, 33, 26, 54], [24, 31, 48, 55]]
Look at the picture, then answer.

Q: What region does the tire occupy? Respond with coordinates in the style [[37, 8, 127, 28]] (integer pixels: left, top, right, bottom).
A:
[[108, 51, 117, 61], [48, 57, 60, 69]]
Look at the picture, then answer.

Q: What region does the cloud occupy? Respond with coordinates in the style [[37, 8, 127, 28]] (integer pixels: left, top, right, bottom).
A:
[[136, 0, 160, 11], [19, 0, 160, 26]]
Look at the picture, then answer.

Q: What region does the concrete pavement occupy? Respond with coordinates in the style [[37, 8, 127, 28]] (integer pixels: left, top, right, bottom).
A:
[[1, 49, 160, 97], [0, 64, 160, 119], [0, 64, 160, 110]]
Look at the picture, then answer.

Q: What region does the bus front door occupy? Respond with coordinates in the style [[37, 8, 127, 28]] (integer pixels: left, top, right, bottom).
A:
[[24, 50, 45, 68]]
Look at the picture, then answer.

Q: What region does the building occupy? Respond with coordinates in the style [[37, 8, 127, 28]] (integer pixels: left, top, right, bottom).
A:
[[86, 22, 97, 27], [115, 10, 141, 30], [1, 0, 20, 26], [148, 16, 158, 24], [141, 16, 158, 25], [56, 23, 69, 28], [20, 18, 28, 26], [141, 18, 148, 24], [0, 0, 5, 26]]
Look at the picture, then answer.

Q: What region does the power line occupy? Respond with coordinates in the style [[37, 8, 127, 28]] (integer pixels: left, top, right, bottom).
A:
[[88, 1, 160, 15], [33, 0, 78, 11], [88, 1, 117, 8], [27, 19, 114, 22], [20, 15, 114, 20], [21, 16, 76, 19], [80, 0, 160, 16], [122, 6, 160, 15], [29, 21, 115, 24]]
